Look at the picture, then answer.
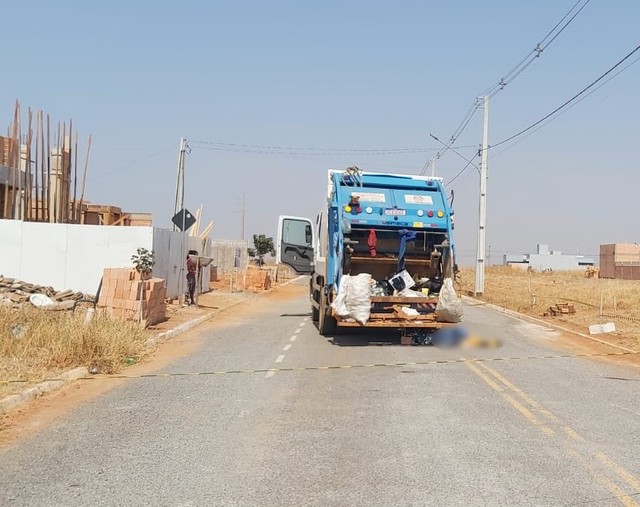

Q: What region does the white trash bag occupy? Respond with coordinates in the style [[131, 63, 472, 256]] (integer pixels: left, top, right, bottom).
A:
[[435, 278, 463, 323], [331, 273, 372, 325], [331, 276, 351, 318]]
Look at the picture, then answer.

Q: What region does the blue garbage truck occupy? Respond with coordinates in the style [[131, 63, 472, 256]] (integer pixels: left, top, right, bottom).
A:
[[277, 168, 458, 337]]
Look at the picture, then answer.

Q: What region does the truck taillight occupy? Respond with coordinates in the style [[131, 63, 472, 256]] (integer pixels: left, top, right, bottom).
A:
[[437, 210, 444, 218], [427, 210, 434, 218]]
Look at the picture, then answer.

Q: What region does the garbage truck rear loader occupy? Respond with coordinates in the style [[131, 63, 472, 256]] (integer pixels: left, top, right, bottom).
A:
[[277, 169, 460, 340]]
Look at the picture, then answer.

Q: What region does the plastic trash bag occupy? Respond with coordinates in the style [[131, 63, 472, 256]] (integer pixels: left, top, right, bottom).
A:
[[331, 277, 351, 318], [331, 274, 372, 325], [435, 278, 463, 323]]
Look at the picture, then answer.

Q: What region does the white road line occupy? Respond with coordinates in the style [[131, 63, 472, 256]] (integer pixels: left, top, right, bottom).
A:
[[290, 335, 297, 342], [300, 321, 306, 327], [275, 355, 285, 363], [283, 344, 292, 351], [265, 371, 275, 378], [294, 328, 301, 334]]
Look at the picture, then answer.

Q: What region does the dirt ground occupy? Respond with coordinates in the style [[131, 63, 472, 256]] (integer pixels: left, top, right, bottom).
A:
[[458, 266, 640, 351]]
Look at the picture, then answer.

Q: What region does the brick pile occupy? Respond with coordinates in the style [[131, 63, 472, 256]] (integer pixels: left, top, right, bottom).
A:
[[209, 266, 273, 292], [97, 268, 166, 327]]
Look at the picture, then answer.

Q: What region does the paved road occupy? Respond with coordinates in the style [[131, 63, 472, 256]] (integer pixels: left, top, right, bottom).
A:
[[2, 279, 640, 506]]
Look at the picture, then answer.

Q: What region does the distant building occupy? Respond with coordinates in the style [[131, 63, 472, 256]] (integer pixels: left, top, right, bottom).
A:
[[599, 244, 640, 280], [503, 244, 595, 271]]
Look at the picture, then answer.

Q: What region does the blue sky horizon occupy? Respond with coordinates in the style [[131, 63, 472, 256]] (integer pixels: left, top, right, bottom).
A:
[[3, 1, 639, 264]]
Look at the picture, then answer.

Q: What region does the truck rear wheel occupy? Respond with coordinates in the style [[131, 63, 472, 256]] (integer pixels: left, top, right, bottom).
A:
[[318, 291, 337, 337]]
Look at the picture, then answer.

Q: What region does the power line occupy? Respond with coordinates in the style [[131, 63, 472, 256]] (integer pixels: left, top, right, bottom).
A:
[[429, 134, 480, 173], [484, 0, 592, 99], [190, 140, 451, 154], [444, 158, 477, 187], [88, 148, 172, 181], [491, 43, 640, 149], [491, 51, 640, 158], [423, 0, 592, 176]]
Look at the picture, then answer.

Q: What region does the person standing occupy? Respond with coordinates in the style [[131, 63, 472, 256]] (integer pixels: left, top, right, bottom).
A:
[[186, 250, 198, 305]]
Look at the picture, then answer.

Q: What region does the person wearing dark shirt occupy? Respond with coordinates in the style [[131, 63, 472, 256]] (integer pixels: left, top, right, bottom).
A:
[[186, 250, 198, 305]]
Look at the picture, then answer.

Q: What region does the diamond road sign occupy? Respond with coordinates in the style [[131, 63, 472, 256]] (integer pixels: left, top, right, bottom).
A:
[[172, 208, 196, 231]]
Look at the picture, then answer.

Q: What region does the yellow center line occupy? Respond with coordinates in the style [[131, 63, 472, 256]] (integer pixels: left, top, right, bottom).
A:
[[473, 360, 640, 504], [597, 452, 640, 494], [567, 447, 640, 507], [464, 360, 555, 436], [477, 362, 561, 423], [563, 426, 586, 443]]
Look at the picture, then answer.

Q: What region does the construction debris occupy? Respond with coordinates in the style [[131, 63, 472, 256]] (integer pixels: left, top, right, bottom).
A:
[[585, 266, 600, 278], [544, 303, 576, 317], [0, 275, 91, 308]]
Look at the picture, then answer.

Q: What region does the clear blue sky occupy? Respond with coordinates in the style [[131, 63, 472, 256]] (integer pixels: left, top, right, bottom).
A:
[[3, 0, 639, 264]]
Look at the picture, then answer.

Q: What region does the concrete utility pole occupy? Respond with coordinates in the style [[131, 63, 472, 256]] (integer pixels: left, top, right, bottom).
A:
[[429, 158, 436, 177], [173, 137, 189, 302], [173, 137, 187, 231], [474, 96, 489, 296]]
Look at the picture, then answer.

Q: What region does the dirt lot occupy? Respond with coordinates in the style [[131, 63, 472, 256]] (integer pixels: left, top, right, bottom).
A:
[[458, 266, 640, 351]]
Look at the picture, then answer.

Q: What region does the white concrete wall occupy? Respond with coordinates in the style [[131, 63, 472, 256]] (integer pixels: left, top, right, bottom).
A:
[[0, 219, 153, 294], [0, 220, 211, 298]]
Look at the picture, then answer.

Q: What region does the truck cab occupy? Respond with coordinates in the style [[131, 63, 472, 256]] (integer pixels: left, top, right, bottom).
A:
[[278, 169, 457, 336]]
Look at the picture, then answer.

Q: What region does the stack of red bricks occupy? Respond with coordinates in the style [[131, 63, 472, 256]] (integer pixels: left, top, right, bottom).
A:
[[244, 266, 273, 292], [97, 268, 166, 327]]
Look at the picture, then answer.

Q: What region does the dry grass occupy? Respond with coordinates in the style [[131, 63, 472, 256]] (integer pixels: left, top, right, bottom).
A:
[[458, 266, 640, 350], [0, 306, 149, 398]]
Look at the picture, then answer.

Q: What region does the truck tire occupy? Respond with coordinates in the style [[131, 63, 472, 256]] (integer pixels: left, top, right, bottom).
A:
[[318, 291, 337, 337], [310, 282, 320, 322]]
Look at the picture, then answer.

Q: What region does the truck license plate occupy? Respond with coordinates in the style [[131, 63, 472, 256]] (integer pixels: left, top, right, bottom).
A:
[[384, 208, 406, 216]]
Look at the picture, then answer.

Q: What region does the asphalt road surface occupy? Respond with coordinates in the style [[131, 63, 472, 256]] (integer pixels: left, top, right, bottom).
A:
[[2, 278, 640, 506]]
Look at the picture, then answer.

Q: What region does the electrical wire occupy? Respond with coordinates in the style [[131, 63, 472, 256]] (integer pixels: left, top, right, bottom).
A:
[[483, 0, 592, 98], [430, 134, 480, 173], [88, 148, 172, 181], [444, 158, 477, 187], [190, 140, 448, 154], [490, 43, 640, 150], [491, 51, 640, 158], [422, 1, 591, 176]]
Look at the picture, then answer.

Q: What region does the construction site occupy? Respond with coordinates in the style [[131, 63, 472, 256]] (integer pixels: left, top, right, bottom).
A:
[[0, 100, 284, 325]]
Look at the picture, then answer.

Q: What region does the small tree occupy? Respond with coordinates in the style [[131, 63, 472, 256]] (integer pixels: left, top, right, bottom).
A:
[[247, 247, 257, 259], [131, 248, 155, 278], [253, 234, 275, 266]]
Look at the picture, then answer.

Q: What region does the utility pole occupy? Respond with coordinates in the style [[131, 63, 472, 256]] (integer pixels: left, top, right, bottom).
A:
[[474, 96, 489, 296], [429, 158, 436, 177], [173, 137, 187, 231], [172, 137, 189, 302]]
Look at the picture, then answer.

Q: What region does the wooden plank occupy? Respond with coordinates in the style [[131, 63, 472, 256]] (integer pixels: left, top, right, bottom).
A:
[[337, 320, 451, 329], [371, 296, 437, 304], [350, 256, 432, 265]]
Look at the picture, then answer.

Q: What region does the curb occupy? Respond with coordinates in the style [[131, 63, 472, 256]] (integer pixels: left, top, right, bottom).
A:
[[275, 274, 307, 288], [0, 366, 89, 414], [0, 297, 250, 414], [461, 295, 637, 354]]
